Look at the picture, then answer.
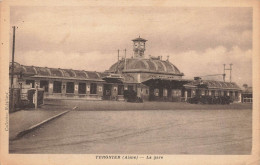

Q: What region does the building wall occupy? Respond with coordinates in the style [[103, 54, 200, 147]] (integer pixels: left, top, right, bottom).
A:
[[13, 73, 242, 103], [184, 87, 242, 102], [18, 77, 104, 100]]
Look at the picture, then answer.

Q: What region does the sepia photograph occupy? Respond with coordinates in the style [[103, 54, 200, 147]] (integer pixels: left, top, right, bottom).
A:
[[7, 6, 253, 154], [1, 0, 259, 164]]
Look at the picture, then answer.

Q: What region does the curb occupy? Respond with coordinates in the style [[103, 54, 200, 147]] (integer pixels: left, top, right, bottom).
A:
[[12, 110, 70, 141]]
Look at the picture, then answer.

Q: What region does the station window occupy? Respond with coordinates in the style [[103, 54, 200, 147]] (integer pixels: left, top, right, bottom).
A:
[[53, 81, 62, 93], [40, 80, 49, 92], [90, 83, 97, 94], [187, 89, 192, 97], [26, 80, 35, 88], [118, 85, 124, 95], [235, 91, 238, 97], [128, 85, 134, 91], [78, 83, 86, 94], [205, 90, 209, 96], [154, 88, 159, 96], [66, 82, 74, 93], [211, 90, 215, 96], [224, 91, 227, 96]]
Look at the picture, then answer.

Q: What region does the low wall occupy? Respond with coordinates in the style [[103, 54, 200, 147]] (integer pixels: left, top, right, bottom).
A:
[[44, 93, 102, 100]]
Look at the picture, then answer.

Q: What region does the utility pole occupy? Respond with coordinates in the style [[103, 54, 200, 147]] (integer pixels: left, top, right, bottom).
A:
[[223, 64, 226, 82], [229, 63, 233, 82], [11, 26, 16, 88], [117, 49, 120, 62], [35, 83, 38, 109], [124, 49, 127, 71], [11, 26, 16, 112], [116, 49, 120, 73]]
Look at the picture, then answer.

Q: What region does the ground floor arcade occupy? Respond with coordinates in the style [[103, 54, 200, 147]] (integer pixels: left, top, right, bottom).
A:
[[142, 78, 242, 102], [18, 77, 242, 103]]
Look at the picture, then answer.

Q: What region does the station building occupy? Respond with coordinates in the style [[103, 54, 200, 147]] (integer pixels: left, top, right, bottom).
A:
[[10, 37, 242, 102]]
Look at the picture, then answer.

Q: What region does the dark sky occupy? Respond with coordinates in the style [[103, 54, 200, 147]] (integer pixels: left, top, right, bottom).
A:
[[10, 7, 252, 87]]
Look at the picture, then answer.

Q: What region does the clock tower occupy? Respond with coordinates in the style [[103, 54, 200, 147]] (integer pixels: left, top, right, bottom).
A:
[[132, 36, 147, 58]]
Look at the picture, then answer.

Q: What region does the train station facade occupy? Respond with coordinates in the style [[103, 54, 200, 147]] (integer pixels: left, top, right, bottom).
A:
[[10, 37, 242, 102]]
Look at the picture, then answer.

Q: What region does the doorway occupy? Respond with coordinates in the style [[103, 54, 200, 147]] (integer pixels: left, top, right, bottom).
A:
[[103, 84, 112, 100]]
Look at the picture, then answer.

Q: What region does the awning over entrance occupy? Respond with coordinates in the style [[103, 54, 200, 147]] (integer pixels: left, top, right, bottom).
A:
[[102, 74, 124, 83], [142, 78, 192, 88]]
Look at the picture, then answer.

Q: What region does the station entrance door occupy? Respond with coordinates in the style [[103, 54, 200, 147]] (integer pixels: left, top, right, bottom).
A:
[[103, 84, 112, 100]]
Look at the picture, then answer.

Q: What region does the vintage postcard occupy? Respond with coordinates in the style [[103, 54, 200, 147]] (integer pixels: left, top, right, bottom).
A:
[[0, 0, 259, 165]]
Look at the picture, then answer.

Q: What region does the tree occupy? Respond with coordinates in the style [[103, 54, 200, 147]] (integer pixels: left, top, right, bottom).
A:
[[243, 84, 248, 89]]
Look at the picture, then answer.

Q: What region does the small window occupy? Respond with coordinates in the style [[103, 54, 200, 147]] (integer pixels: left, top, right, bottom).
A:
[[128, 85, 134, 91], [53, 81, 62, 93], [205, 90, 209, 96], [118, 85, 124, 95], [79, 83, 86, 94], [90, 83, 97, 94], [40, 80, 49, 92], [66, 82, 74, 93], [187, 89, 192, 97], [224, 91, 227, 96], [26, 80, 35, 88], [154, 88, 159, 96]]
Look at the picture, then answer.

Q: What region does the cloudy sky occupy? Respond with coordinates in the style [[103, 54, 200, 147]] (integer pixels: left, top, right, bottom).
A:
[[10, 7, 252, 87]]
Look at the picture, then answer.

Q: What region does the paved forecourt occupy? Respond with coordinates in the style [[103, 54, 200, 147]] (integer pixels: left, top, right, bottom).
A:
[[9, 107, 252, 154]]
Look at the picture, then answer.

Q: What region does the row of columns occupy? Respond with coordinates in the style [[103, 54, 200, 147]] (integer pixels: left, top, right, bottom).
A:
[[183, 88, 242, 102], [150, 87, 182, 98], [34, 80, 104, 96]]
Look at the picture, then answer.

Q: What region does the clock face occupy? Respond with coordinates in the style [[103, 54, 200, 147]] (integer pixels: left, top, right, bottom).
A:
[[140, 42, 145, 48], [133, 42, 145, 49], [134, 42, 139, 48]]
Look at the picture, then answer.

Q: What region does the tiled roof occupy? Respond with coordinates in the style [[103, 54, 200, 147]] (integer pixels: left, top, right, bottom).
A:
[[107, 58, 183, 76], [132, 37, 147, 42], [184, 80, 241, 90], [10, 62, 104, 81]]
